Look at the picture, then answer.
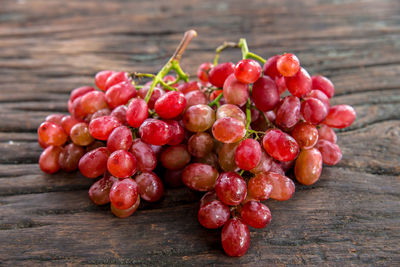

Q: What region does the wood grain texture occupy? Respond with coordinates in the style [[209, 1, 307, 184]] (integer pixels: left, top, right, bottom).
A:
[[1, 0, 400, 265]]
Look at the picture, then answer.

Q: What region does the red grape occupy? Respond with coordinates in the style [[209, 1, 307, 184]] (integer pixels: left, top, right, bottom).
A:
[[198, 200, 230, 229], [107, 126, 133, 152], [184, 90, 208, 108], [155, 91, 186, 119], [78, 147, 110, 178], [208, 62, 235, 88], [318, 124, 337, 143], [130, 139, 157, 172], [234, 59, 261, 84], [276, 76, 287, 95], [316, 140, 342, 165], [70, 122, 94, 146], [37, 121, 68, 147], [209, 89, 223, 101], [179, 81, 200, 94], [212, 117, 246, 144], [215, 172, 247, 206], [39, 146, 63, 174], [163, 75, 176, 83], [107, 150, 137, 178], [247, 174, 273, 201], [252, 76, 280, 112], [81, 91, 108, 114], [183, 104, 215, 132], [188, 132, 214, 158], [149, 144, 163, 159], [322, 105, 356, 129], [59, 143, 85, 172], [110, 105, 128, 125], [218, 142, 239, 172], [197, 62, 213, 83], [160, 144, 191, 170], [301, 97, 328, 124], [71, 96, 88, 120], [280, 160, 295, 172], [291, 122, 318, 149], [104, 71, 129, 90], [269, 163, 285, 176], [194, 152, 219, 170], [285, 67, 312, 97], [61, 115, 80, 135], [90, 108, 111, 122], [216, 104, 246, 125], [126, 98, 148, 128], [111, 195, 140, 218], [182, 163, 219, 191], [139, 119, 171, 146], [86, 141, 105, 152], [264, 172, 295, 201], [45, 114, 64, 125], [311, 75, 335, 98], [263, 55, 281, 79], [295, 148, 323, 185], [89, 116, 121, 141], [306, 89, 330, 110], [164, 120, 185, 146], [89, 173, 117, 205], [70, 86, 95, 102], [275, 95, 301, 130], [223, 73, 249, 107], [136, 171, 164, 202], [234, 138, 262, 170], [95, 70, 114, 91], [38, 135, 49, 149], [277, 53, 300, 77], [262, 129, 299, 162], [109, 178, 138, 210], [241, 201, 271, 229], [221, 218, 250, 257], [105, 81, 137, 109]]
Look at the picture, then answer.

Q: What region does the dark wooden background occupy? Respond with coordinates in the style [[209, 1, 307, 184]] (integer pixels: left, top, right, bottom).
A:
[[1, 0, 399, 265]]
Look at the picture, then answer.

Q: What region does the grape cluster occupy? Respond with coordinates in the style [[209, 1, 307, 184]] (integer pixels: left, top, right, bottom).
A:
[[37, 31, 356, 257]]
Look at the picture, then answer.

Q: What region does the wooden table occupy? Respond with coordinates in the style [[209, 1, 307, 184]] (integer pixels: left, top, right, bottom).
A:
[[1, 0, 399, 265]]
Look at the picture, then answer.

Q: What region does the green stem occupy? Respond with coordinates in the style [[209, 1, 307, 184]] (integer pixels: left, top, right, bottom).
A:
[[213, 41, 238, 66], [238, 38, 266, 64], [238, 38, 249, 59], [159, 80, 178, 91], [245, 99, 252, 134], [167, 77, 181, 86], [144, 30, 197, 103], [130, 72, 155, 79], [247, 52, 266, 64], [208, 92, 224, 107], [247, 129, 266, 135], [239, 170, 245, 176], [172, 60, 189, 82]]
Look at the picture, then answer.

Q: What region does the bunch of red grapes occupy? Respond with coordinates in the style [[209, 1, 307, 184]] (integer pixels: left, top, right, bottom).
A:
[[37, 33, 356, 257]]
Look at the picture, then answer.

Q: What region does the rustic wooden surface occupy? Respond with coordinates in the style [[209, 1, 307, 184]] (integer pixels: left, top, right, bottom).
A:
[[1, 0, 400, 265]]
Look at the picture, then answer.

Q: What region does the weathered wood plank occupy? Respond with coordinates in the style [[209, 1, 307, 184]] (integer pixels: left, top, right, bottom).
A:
[[0, 168, 399, 265]]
